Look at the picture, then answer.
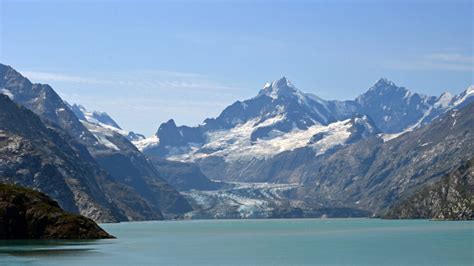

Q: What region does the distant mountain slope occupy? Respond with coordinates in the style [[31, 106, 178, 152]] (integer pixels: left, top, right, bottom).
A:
[[70, 103, 145, 142], [146, 156, 223, 191], [384, 158, 473, 220], [70, 103, 122, 129], [0, 63, 192, 220]]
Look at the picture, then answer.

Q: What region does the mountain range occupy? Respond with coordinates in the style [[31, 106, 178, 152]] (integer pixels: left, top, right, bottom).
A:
[[137, 76, 473, 218], [1, 63, 473, 220]]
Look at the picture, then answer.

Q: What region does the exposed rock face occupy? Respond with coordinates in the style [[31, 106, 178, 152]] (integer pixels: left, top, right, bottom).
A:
[[0, 183, 114, 239], [0, 63, 192, 221], [384, 158, 473, 220], [0, 94, 126, 222], [0, 65, 98, 147]]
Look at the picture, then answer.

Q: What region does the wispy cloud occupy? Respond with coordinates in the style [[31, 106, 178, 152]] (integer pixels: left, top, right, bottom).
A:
[[21, 71, 113, 85], [385, 52, 473, 72], [21, 69, 244, 92]]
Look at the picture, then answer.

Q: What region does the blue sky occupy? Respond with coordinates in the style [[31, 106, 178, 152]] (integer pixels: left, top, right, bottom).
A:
[[1, 0, 472, 135]]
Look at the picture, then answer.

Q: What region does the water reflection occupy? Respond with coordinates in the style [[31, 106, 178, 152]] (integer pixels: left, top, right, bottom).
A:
[[0, 239, 110, 258]]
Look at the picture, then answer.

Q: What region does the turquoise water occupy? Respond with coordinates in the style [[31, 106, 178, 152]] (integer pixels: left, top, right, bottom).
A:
[[0, 219, 472, 265]]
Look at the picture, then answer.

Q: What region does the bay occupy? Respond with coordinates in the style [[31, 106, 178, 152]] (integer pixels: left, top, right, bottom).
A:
[[0, 218, 473, 265]]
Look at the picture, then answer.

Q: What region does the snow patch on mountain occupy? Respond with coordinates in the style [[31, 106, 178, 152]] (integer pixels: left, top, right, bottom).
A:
[[434, 92, 454, 108], [133, 134, 160, 151], [82, 121, 120, 151], [166, 118, 355, 162], [70, 103, 145, 142], [0, 89, 14, 100], [453, 86, 474, 106]]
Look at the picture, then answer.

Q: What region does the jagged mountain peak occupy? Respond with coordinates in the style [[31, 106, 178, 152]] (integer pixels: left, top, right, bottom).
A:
[[164, 118, 177, 126], [434, 91, 455, 108], [373, 77, 396, 88], [364, 78, 412, 97], [259, 76, 301, 100]]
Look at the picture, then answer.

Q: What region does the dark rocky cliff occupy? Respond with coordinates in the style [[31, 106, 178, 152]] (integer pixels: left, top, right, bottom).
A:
[[0, 183, 114, 239]]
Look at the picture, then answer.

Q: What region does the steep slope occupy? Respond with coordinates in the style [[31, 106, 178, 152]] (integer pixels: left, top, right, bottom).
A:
[[0, 63, 191, 220], [0, 94, 130, 222], [384, 158, 473, 220], [0, 183, 114, 239], [0, 65, 98, 147]]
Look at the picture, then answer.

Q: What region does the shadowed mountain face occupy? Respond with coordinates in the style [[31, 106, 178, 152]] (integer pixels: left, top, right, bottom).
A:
[[0, 63, 192, 221]]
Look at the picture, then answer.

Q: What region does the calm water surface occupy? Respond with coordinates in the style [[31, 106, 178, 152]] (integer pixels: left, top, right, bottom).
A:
[[0, 219, 472, 265]]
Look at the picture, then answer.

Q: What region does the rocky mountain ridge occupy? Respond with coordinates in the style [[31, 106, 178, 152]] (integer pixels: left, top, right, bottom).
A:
[[0, 63, 192, 221]]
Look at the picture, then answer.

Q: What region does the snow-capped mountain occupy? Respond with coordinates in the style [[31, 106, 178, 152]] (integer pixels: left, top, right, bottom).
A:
[[70, 104, 122, 129], [70, 103, 145, 142], [345, 79, 473, 133], [139, 77, 472, 160], [68, 103, 222, 193], [165, 114, 379, 162], [204, 77, 337, 133]]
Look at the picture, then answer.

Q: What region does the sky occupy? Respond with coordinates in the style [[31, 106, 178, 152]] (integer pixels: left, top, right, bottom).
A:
[[0, 0, 473, 135]]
